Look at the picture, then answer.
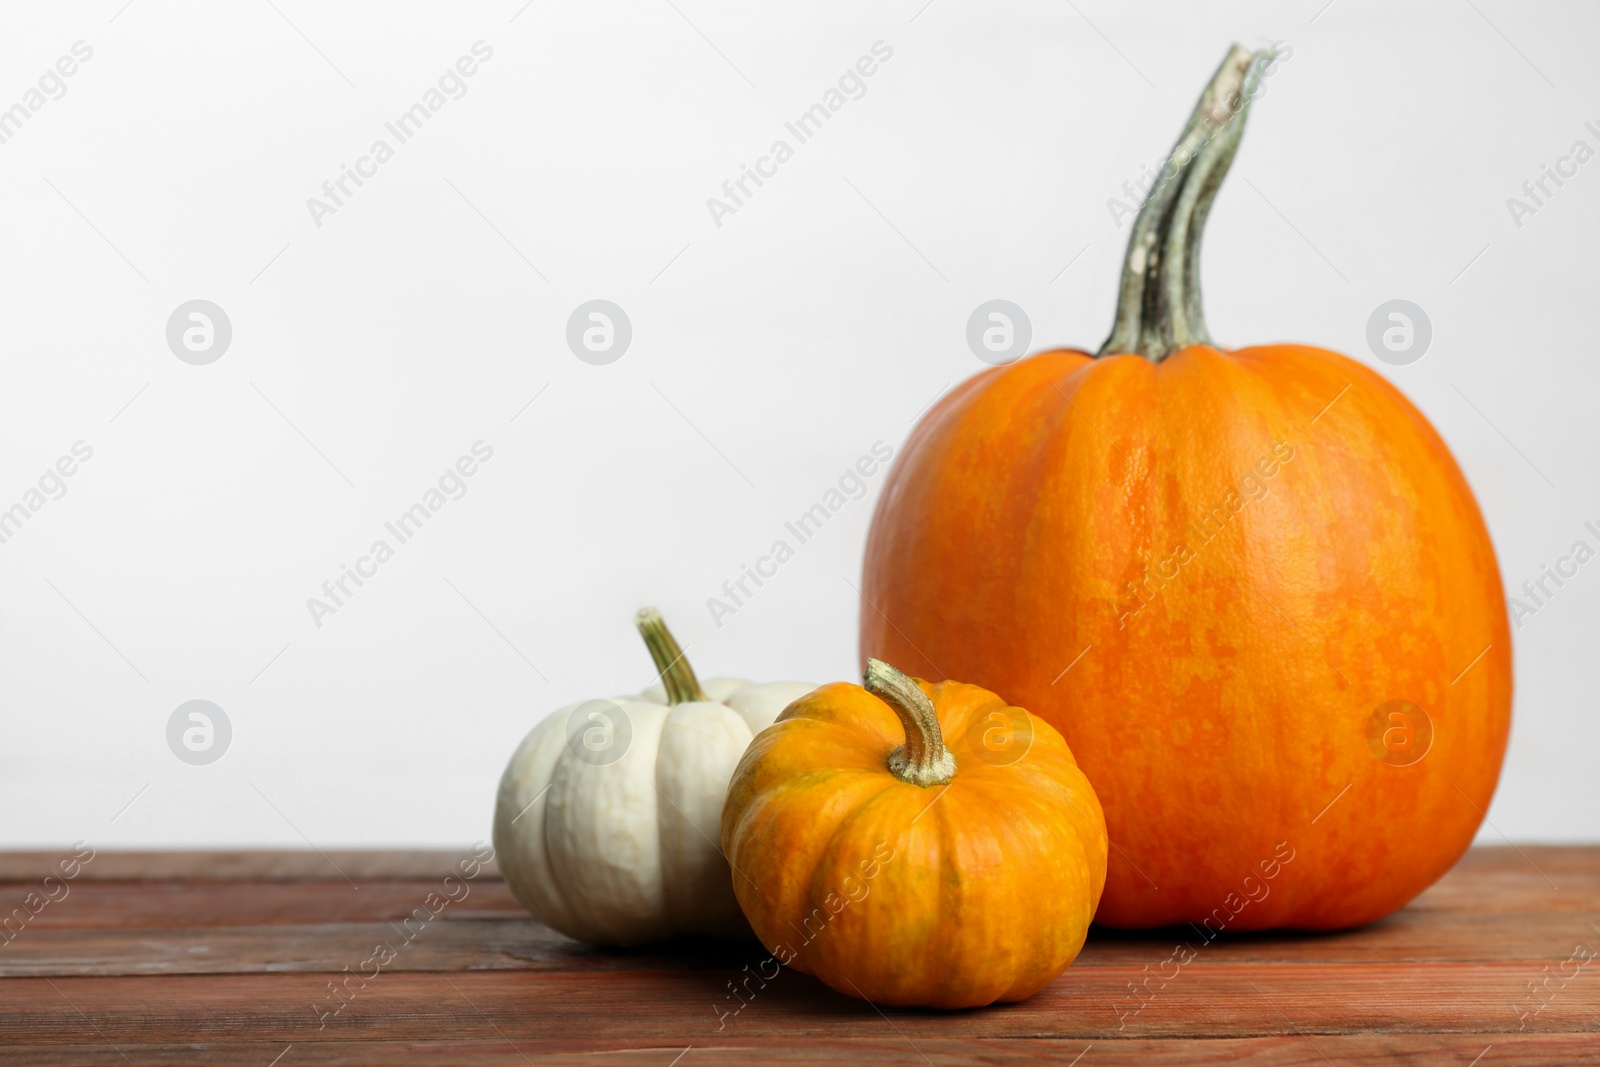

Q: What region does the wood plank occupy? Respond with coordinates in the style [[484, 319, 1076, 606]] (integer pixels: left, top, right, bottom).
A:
[[1408, 846, 1600, 912], [2, 1034, 1593, 1067], [3, 908, 1600, 978], [5, 849, 1594, 933], [3, 843, 1590, 903], [1, 964, 1595, 1042], [2, 845, 1595, 1062], [0, 850, 499, 883], [0, 880, 524, 929]]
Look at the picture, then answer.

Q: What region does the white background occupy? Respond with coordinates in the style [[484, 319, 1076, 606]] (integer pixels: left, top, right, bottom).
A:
[[1, 0, 1595, 848]]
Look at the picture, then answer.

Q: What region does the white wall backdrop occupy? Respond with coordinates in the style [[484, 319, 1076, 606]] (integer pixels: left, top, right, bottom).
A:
[[1, 0, 1595, 847]]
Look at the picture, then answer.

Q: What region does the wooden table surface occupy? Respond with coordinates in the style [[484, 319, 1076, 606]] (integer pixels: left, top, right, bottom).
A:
[[1, 846, 1596, 1065]]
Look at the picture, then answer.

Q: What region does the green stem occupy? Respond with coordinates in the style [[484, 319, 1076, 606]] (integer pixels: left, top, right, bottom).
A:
[[1099, 43, 1276, 362], [865, 658, 956, 787], [635, 608, 708, 705]]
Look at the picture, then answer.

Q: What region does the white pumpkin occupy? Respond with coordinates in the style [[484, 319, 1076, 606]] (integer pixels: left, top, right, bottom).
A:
[[492, 608, 814, 946]]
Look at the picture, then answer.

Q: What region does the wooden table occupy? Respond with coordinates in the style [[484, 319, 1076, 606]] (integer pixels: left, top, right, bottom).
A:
[[1, 846, 1596, 1065]]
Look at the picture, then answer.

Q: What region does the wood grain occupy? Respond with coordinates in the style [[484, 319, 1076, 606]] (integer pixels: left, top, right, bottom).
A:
[[0, 845, 1595, 1065], [5, 910, 1600, 978], [0, 850, 500, 884], [2, 1036, 1594, 1067], [0, 881, 525, 929], [7, 963, 1597, 1039]]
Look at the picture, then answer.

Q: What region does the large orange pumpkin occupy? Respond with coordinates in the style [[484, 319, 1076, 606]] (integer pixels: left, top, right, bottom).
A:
[[858, 45, 1511, 930]]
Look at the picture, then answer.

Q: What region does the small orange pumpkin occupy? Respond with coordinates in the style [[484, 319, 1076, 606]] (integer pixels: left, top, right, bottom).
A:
[[859, 45, 1511, 929], [720, 659, 1106, 1009]]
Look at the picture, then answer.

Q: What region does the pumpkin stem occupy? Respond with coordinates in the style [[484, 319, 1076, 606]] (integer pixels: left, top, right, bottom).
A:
[[865, 658, 956, 788], [1099, 43, 1279, 362], [635, 607, 709, 705]]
